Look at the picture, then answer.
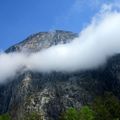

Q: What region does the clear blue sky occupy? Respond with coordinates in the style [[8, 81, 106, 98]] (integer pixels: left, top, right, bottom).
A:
[[0, 0, 115, 50]]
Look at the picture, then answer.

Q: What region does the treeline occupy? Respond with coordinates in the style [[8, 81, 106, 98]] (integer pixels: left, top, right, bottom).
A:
[[60, 92, 120, 120], [0, 92, 120, 120]]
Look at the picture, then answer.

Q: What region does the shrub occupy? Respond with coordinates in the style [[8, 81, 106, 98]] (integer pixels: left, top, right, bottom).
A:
[[60, 107, 79, 120], [79, 106, 95, 120], [60, 106, 94, 120], [0, 113, 11, 120], [24, 112, 42, 120], [92, 92, 120, 120]]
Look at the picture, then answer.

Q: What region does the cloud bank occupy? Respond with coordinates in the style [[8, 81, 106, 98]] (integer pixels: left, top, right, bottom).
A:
[[1, 3, 120, 83]]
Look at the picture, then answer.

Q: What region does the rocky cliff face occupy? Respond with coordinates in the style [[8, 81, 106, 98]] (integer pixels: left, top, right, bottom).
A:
[[1, 30, 120, 120]]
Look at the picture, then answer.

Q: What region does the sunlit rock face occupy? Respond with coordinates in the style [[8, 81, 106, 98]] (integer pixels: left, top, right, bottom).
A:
[[1, 30, 120, 120], [6, 30, 78, 53]]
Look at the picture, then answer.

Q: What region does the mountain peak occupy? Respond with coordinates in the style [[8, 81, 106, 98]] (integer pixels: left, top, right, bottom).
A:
[[6, 30, 78, 53]]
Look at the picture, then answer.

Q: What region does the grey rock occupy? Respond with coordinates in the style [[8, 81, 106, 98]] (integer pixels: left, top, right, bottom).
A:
[[6, 30, 78, 53]]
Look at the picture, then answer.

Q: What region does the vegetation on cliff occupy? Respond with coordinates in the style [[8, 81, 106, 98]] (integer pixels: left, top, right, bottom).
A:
[[60, 92, 120, 120], [0, 113, 11, 120]]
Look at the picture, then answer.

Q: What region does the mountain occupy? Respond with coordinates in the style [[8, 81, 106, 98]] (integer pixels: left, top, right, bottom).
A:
[[1, 30, 120, 120], [5, 30, 78, 53]]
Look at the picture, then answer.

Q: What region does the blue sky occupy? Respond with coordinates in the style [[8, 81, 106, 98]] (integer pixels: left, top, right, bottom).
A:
[[0, 0, 116, 50]]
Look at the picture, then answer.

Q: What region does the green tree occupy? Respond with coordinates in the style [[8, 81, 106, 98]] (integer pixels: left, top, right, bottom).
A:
[[79, 106, 95, 120], [92, 92, 120, 120], [60, 106, 94, 120], [0, 113, 11, 120], [60, 107, 79, 120]]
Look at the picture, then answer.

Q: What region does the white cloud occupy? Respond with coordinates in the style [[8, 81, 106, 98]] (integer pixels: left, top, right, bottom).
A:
[[1, 3, 120, 83]]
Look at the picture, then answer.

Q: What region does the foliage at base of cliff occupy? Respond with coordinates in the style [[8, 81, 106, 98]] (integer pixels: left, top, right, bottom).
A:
[[0, 113, 11, 120], [60, 92, 120, 120], [92, 92, 120, 120], [24, 112, 42, 120], [60, 106, 95, 120]]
